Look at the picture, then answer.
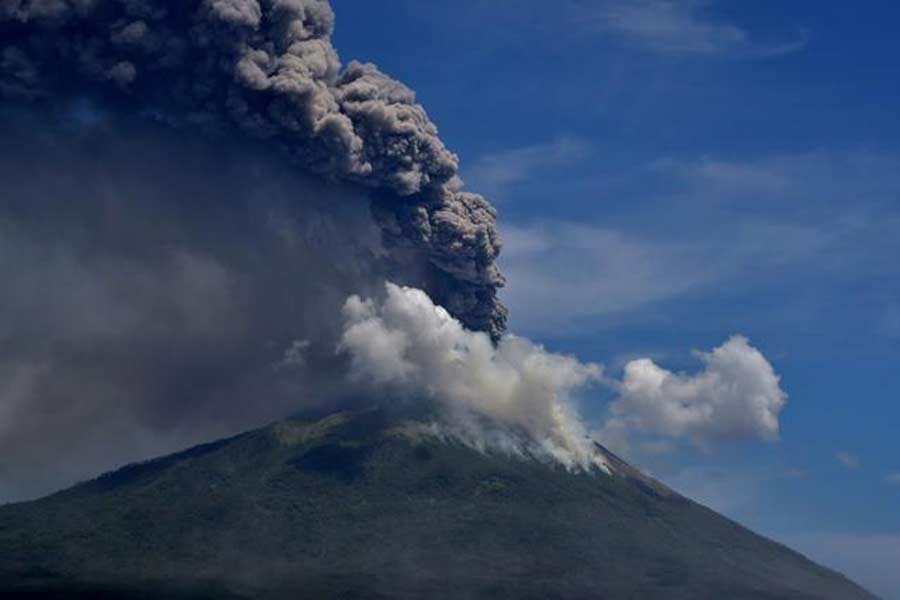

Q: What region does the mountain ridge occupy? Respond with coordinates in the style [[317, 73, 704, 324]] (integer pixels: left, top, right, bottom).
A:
[[0, 409, 876, 599]]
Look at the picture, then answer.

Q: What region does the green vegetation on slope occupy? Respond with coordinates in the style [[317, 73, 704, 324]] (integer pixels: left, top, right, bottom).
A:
[[0, 410, 876, 599]]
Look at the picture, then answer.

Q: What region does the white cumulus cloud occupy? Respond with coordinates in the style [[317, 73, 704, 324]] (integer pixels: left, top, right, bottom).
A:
[[604, 335, 787, 449]]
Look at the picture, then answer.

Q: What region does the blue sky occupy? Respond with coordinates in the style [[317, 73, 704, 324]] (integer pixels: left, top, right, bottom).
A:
[[333, 1, 900, 597]]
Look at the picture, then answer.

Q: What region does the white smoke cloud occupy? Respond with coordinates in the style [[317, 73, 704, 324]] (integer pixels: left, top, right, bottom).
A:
[[339, 285, 789, 469], [339, 283, 608, 471], [604, 336, 787, 450]]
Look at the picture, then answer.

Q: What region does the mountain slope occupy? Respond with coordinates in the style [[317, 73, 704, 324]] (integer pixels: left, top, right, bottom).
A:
[[0, 409, 875, 599]]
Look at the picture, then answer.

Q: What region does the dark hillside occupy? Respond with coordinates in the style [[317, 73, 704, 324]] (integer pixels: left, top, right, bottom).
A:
[[0, 410, 876, 599]]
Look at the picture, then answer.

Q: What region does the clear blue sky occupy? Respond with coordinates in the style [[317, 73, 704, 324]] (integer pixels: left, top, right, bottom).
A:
[[332, 1, 900, 597]]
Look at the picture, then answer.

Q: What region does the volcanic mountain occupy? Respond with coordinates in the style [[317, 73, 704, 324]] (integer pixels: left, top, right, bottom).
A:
[[0, 409, 875, 599]]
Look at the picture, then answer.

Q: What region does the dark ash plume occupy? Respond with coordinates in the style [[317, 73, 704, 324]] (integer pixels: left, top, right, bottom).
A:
[[0, 0, 506, 502], [0, 0, 506, 335]]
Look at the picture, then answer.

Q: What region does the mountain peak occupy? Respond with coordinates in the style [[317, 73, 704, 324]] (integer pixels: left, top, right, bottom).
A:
[[0, 410, 875, 599]]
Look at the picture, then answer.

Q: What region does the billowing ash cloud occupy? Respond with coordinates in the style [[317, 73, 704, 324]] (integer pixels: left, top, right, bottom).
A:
[[0, 0, 505, 336], [602, 336, 788, 451], [339, 283, 608, 472], [0, 0, 507, 502]]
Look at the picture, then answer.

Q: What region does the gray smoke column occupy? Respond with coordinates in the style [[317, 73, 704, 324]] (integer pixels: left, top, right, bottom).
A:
[[0, 0, 507, 502], [0, 0, 506, 335]]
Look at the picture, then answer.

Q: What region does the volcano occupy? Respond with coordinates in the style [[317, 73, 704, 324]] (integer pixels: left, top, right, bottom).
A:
[[0, 409, 874, 599]]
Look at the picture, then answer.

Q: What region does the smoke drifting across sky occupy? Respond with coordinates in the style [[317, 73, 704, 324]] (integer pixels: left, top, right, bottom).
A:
[[0, 0, 788, 502]]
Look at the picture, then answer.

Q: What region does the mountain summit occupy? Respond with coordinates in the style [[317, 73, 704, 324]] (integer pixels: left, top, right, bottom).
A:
[[0, 409, 874, 599]]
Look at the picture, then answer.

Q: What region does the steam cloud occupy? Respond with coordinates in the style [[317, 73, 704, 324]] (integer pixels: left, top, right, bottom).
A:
[[340, 283, 608, 472]]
